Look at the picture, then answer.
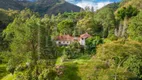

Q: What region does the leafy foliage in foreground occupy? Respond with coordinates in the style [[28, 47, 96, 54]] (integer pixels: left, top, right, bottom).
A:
[[55, 40, 142, 80], [96, 40, 142, 79], [45, 40, 142, 80]]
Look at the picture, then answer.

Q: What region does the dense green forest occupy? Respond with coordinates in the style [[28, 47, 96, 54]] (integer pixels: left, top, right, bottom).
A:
[[0, 0, 142, 80], [0, 0, 81, 15]]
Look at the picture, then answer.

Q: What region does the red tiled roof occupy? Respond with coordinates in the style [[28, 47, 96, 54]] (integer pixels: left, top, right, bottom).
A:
[[56, 35, 74, 41], [55, 33, 91, 41], [80, 32, 91, 39]]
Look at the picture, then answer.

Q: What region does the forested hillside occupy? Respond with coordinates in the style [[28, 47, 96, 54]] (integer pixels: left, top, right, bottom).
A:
[[0, 0, 81, 15], [0, 0, 142, 80], [0, 0, 24, 10], [119, 0, 142, 9]]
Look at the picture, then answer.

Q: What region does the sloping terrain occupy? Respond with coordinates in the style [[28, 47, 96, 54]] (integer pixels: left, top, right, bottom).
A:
[[46, 1, 81, 15], [0, 0, 81, 15], [0, 0, 24, 10], [116, 0, 142, 13], [120, 0, 142, 9]]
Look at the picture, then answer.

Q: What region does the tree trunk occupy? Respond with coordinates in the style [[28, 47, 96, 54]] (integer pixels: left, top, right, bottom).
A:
[[115, 21, 123, 37], [122, 17, 128, 37], [115, 17, 128, 38]]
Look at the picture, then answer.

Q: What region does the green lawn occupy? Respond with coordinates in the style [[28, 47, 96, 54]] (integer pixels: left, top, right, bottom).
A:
[[55, 54, 95, 80]]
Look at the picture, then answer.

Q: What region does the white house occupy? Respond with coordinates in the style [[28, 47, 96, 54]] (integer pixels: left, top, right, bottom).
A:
[[55, 33, 91, 46], [55, 35, 74, 46]]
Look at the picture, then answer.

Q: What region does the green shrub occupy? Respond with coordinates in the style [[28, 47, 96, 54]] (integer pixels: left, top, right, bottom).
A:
[[58, 63, 81, 80], [86, 36, 103, 54], [95, 40, 142, 79]]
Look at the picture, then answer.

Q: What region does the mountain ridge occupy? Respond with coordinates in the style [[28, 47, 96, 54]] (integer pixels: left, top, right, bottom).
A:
[[0, 0, 81, 15]]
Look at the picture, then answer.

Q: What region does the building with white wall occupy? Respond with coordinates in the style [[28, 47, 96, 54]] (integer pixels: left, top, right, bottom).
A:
[[55, 33, 91, 46]]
